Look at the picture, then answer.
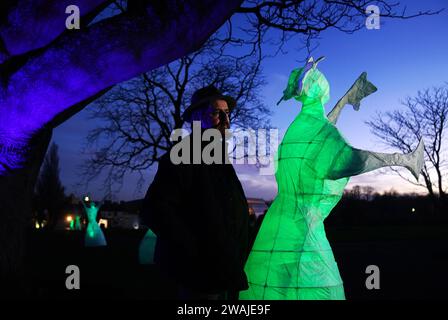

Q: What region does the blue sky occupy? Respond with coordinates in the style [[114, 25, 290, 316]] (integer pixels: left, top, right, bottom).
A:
[[52, 0, 448, 201]]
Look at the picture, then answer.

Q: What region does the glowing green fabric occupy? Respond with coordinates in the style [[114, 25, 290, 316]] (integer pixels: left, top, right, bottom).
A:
[[240, 62, 365, 300], [83, 202, 107, 247]]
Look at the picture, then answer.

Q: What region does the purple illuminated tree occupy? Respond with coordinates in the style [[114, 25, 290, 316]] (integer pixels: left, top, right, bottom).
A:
[[34, 143, 66, 229]]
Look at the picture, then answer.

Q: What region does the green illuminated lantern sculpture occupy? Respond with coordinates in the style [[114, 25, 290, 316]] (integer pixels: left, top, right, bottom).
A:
[[82, 200, 107, 247], [239, 57, 424, 300]]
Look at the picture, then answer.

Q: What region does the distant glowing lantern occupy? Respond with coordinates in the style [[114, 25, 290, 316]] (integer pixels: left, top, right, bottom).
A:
[[35, 222, 40, 229], [66, 215, 73, 222], [240, 57, 424, 301], [84, 196, 90, 202], [133, 223, 139, 230], [411, 208, 416, 213]]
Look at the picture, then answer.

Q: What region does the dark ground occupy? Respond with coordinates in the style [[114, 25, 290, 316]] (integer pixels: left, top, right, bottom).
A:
[[16, 224, 448, 300]]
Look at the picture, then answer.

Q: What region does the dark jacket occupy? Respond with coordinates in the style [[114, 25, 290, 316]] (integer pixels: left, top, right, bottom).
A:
[[141, 136, 249, 293]]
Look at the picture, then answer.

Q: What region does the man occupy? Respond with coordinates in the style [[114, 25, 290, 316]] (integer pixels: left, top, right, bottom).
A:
[[141, 85, 250, 300]]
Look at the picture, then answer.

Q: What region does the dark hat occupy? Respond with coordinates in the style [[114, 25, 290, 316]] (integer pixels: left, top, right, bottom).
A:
[[182, 85, 236, 122]]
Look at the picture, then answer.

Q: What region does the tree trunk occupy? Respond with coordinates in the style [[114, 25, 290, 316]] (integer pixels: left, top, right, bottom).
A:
[[0, 127, 52, 296]]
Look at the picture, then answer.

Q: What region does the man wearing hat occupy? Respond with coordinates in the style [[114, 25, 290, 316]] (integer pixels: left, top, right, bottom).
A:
[[141, 85, 250, 300]]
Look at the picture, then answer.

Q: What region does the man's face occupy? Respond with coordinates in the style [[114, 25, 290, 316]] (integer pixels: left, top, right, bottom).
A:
[[210, 99, 230, 135]]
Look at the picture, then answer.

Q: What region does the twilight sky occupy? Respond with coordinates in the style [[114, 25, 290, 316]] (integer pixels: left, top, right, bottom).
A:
[[52, 0, 448, 201]]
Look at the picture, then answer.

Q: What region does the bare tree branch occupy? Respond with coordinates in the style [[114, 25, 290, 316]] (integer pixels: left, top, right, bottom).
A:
[[0, 1, 113, 61], [216, 0, 443, 59]]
